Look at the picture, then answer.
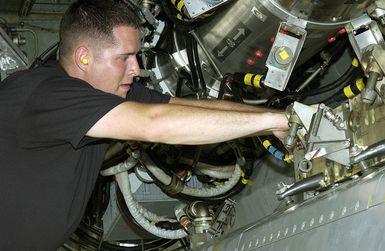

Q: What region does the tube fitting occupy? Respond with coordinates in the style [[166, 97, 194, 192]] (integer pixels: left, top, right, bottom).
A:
[[284, 105, 303, 149], [361, 71, 380, 104]]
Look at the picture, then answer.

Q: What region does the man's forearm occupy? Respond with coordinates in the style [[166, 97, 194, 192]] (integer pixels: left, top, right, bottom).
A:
[[146, 104, 288, 144], [170, 97, 277, 113], [87, 101, 289, 145]]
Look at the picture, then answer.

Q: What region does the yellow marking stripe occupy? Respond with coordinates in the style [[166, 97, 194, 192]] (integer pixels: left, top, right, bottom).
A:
[[177, 0, 184, 12], [263, 140, 271, 149], [356, 78, 365, 91], [244, 73, 253, 86], [352, 58, 359, 67], [253, 74, 263, 88], [343, 85, 355, 98]]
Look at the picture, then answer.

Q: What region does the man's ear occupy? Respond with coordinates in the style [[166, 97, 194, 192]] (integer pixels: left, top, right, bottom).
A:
[[75, 46, 90, 71]]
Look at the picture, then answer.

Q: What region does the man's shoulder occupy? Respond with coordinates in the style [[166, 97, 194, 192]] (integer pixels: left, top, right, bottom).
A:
[[2, 60, 72, 85]]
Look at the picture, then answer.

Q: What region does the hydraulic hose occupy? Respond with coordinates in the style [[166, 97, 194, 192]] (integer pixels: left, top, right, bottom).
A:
[[181, 157, 236, 179], [141, 152, 242, 197], [256, 137, 292, 164], [277, 173, 325, 200], [176, 159, 256, 202], [116, 183, 176, 224], [323, 77, 365, 106], [103, 151, 177, 223], [182, 165, 241, 196], [197, 167, 234, 179], [100, 150, 140, 176], [351, 139, 385, 164], [115, 171, 188, 239]]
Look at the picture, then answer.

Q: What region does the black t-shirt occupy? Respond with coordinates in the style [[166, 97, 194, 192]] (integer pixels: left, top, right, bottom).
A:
[[0, 61, 170, 250]]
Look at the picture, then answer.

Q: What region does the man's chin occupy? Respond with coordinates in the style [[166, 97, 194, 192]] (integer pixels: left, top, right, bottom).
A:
[[118, 86, 131, 98]]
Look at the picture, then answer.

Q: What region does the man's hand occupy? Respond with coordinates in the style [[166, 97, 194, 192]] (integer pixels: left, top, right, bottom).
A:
[[273, 129, 290, 144]]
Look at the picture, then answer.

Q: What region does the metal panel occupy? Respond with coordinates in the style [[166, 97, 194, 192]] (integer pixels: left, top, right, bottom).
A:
[[195, 166, 385, 251], [102, 173, 203, 241], [0, 28, 28, 80]]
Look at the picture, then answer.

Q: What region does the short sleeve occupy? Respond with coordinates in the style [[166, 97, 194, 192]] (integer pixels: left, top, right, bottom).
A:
[[127, 82, 170, 103], [17, 77, 125, 149]]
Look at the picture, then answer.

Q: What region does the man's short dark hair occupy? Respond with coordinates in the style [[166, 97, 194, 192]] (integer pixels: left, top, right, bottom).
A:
[[59, 0, 141, 63]]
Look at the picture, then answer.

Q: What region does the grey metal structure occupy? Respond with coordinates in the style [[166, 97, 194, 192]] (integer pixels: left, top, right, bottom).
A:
[[195, 0, 373, 76], [0, 28, 28, 80], [195, 166, 385, 251], [0, 0, 385, 250]]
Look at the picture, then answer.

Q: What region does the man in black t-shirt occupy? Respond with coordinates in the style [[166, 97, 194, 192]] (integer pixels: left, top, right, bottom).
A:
[[0, 1, 289, 250]]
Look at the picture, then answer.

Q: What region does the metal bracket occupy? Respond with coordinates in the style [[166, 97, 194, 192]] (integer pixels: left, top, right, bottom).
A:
[[305, 141, 351, 161], [345, 14, 385, 62], [367, 0, 385, 25], [264, 19, 307, 91], [184, 0, 231, 19]]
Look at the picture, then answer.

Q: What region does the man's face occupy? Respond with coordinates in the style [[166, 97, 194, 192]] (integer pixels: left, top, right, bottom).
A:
[[86, 26, 141, 98]]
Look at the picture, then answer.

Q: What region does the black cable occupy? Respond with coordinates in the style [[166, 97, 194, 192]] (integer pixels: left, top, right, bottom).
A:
[[101, 150, 130, 170], [322, 88, 349, 107], [30, 41, 59, 68], [175, 72, 184, 97], [155, 221, 183, 230], [218, 74, 233, 99], [192, 36, 207, 95], [74, 221, 178, 251], [102, 239, 178, 251], [268, 64, 356, 107], [178, 69, 197, 94], [159, 0, 198, 32], [322, 76, 366, 107], [78, 188, 179, 251], [231, 83, 243, 103], [153, 21, 174, 53], [299, 64, 355, 97], [186, 33, 200, 92]]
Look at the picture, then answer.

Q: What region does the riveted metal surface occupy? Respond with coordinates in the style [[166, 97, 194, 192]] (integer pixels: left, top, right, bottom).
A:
[[195, 166, 385, 251]]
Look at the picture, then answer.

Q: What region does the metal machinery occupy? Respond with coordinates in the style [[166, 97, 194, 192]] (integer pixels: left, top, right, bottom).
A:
[[0, 27, 28, 80], [2, 0, 385, 250]]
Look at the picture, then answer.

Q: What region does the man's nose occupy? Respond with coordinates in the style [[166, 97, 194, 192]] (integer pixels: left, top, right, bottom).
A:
[[128, 57, 140, 77]]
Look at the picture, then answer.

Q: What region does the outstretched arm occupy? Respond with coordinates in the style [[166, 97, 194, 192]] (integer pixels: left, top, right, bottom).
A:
[[86, 101, 288, 145], [170, 97, 288, 141], [169, 97, 275, 113]]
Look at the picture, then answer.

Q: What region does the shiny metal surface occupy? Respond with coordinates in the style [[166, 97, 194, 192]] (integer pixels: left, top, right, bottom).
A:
[[195, 0, 373, 80], [195, 166, 385, 251], [184, 0, 231, 18], [265, 0, 374, 25]]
